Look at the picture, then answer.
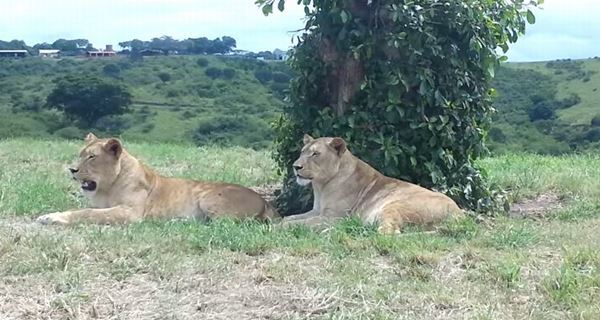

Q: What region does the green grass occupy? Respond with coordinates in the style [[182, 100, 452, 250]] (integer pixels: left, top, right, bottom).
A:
[[0, 138, 599, 319]]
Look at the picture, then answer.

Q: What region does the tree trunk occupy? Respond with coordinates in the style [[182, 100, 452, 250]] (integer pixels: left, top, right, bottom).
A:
[[319, 0, 369, 116]]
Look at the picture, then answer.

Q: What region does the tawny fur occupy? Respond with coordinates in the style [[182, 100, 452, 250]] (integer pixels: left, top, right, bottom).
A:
[[282, 135, 462, 233], [36, 133, 277, 225]]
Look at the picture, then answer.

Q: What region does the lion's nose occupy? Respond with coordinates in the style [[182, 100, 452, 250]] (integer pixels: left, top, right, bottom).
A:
[[293, 164, 303, 171], [69, 167, 79, 174]]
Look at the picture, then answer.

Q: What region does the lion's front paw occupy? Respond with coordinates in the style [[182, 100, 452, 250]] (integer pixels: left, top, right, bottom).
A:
[[36, 212, 71, 225]]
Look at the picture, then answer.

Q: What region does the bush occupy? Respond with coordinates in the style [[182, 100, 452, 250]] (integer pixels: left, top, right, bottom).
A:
[[253, 69, 272, 84], [140, 123, 155, 133], [221, 68, 236, 80], [102, 64, 121, 78], [558, 94, 581, 109], [584, 128, 600, 142], [191, 115, 272, 149], [271, 71, 292, 83], [488, 127, 507, 143], [529, 102, 556, 121], [94, 114, 132, 134], [158, 72, 172, 82], [205, 67, 222, 79], [591, 115, 600, 127], [53, 126, 84, 140], [197, 57, 209, 67]]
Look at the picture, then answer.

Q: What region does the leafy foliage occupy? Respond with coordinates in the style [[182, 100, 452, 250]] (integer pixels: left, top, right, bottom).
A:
[[529, 102, 556, 121], [592, 115, 600, 127], [45, 74, 132, 126], [0, 55, 288, 144], [191, 115, 273, 149], [119, 35, 236, 55], [258, 0, 541, 214], [157, 72, 172, 82]]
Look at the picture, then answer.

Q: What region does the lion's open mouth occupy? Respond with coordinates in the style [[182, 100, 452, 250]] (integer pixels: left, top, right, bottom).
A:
[[295, 175, 312, 186], [81, 180, 97, 191]]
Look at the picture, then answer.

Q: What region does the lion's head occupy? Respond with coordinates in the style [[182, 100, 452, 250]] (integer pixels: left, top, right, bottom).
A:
[[68, 133, 123, 193], [292, 134, 347, 186]]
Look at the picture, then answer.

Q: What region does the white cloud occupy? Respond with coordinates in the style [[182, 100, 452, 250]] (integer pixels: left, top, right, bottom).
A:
[[0, 0, 597, 59], [0, 0, 305, 51]]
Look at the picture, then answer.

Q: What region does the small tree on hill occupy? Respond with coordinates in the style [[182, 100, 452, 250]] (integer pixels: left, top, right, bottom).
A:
[[45, 74, 132, 127], [591, 115, 600, 127], [257, 0, 541, 215]]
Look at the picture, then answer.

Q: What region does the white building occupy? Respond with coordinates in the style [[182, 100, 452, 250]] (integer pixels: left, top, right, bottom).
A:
[[39, 49, 60, 58]]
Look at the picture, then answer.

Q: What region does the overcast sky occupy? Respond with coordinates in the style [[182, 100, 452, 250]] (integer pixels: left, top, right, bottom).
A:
[[0, 0, 598, 62]]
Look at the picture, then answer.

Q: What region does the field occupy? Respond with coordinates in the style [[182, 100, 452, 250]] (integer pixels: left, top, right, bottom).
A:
[[0, 138, 598, 319]]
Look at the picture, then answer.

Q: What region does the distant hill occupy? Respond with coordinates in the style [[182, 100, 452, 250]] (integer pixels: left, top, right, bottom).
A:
[[490, 58, 600, 154], [1, 55, 598, 153], [0, 55, 290, 148]]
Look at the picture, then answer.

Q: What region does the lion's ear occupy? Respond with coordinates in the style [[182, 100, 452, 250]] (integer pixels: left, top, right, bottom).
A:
[[104, 139, 123, 158], [329, 137, 346, 156], [303, 134, 314, 145], [84, 132, 98, 144]]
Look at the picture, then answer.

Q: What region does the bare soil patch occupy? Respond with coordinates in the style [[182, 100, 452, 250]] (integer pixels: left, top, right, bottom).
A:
[[509, 192, 564, 219]]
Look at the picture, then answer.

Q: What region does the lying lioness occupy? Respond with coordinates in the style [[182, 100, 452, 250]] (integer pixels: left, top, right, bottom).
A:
[[282, 135, 463, 233], [36, 133, 278, 225]]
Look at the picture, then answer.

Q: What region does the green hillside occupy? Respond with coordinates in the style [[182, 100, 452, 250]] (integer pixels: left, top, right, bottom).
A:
[[1, 55, 599, 153], [0, 55, 289, 148], [490, 58, 600, 154]]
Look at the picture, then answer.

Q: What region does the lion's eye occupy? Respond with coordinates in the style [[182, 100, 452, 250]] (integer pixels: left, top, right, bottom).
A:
[[88, 154, 96, 160], [311, 152, 319, 157]]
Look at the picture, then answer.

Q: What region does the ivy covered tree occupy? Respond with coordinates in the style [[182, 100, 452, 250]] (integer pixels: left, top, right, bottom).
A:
[[257, 0, 541, 215]]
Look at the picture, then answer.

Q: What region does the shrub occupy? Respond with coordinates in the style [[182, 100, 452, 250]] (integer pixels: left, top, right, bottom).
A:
[[191, 115, 272, 149], [205, 67, 222, 79], [253, 69, 272, 84], [197, 57, 209, 67], [221, 68, 236, 80], [591, 115, 600, 127], [271, 71, 292, 83], [488, 127, 507, 143], [53, 126, 84, 140], [158, 72, 172, 82], [558, 94, 581, 109], [529, 102, 556, 121], [102, 64, 121, 78], [584, 128, 600, 142], [94, 114, 132, 134], [140, 123, 155, 133]]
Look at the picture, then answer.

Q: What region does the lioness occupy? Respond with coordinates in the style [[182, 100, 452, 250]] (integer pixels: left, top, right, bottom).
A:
[[282, 135, 463, 233], [36, 133, 278, 225]]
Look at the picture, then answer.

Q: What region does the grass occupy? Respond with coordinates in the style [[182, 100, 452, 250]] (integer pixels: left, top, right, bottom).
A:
[[0, 138, 599, 319]]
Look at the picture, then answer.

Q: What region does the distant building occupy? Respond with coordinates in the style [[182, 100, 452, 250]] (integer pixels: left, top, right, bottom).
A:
[[273, 49, 289, 61], [86, 45, 116, 57], [0, 50, 27, 58], [39, 49, 60, 58]]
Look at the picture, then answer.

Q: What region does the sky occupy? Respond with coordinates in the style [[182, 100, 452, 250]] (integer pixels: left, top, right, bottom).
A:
[[0, 0, 598, 62]]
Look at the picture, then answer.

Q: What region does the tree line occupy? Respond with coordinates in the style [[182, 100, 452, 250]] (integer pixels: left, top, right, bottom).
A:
[[0, 35, 238, 56]]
